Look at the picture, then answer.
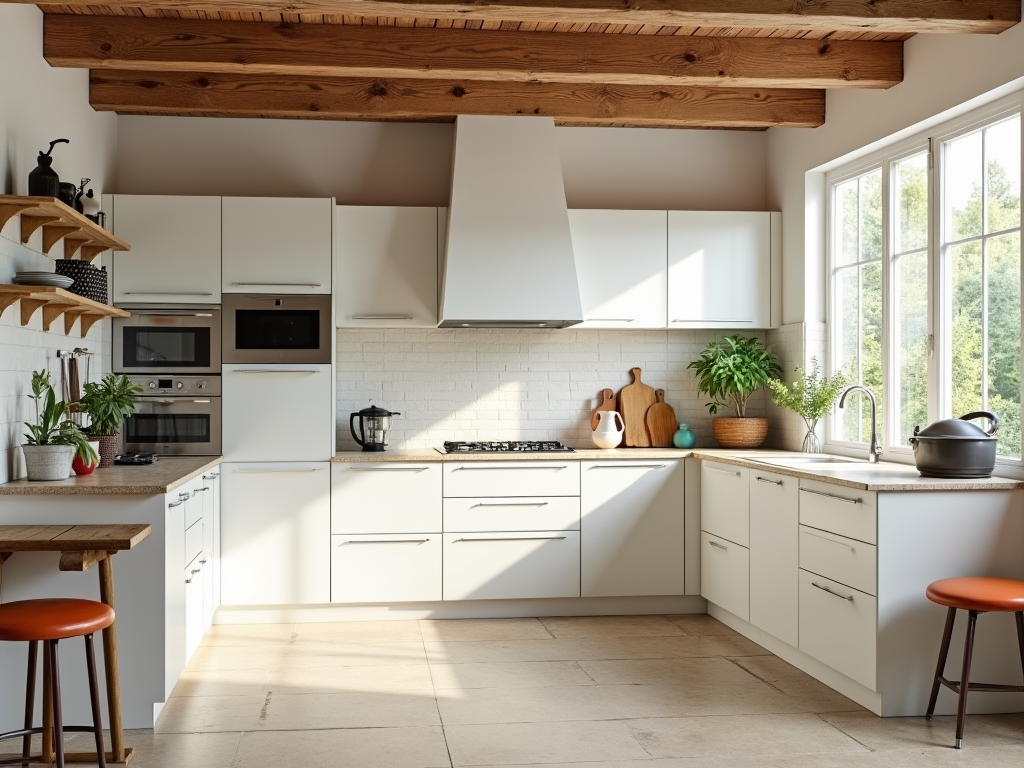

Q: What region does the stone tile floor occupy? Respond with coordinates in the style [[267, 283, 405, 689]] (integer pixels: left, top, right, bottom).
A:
[[10, 614, 1024, 766]]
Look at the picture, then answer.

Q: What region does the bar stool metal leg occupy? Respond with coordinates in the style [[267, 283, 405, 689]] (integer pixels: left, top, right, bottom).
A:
[[22, 641, 37, 768], [927, 607, 956, 719], [955, 610, 979, 749], [47, 640, 65, 768], [84, 634, 107, 768], [1016, 612, 1024, 679]]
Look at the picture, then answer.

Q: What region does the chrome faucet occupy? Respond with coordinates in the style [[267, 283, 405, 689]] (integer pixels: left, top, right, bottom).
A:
[[839, 385, 882, 463]]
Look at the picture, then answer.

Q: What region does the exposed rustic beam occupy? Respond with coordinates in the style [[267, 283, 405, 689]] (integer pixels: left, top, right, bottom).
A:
[[88, 69, 825, 128], [26, 0, 1018, 34], [46, 15, 903, 90]]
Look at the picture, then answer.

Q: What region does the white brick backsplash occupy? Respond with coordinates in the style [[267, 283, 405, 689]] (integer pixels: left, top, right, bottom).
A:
[[336, 328, 777, 451], [0, 227, 111, 483]]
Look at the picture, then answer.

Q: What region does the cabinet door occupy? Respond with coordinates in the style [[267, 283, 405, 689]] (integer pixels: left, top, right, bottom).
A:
[[700, 532, 749, 621], [334, 206, 438, 327], [799, 570, 877, 690], [443, 532, 580, 600], [668, 211, 772, 329], [199, 471, 219, 628], [701, 461, 750, 546], [569, 210, 667, 329], [222, 365, 334, 462], [332, 462, 442, 534], [443, 461, 581, 497], [749, 470, 799, 647], [111, 195, 221, 303], [184, 564, 205, 661], [222, 197, 332, 294], [164, 490, 188, 696], [220, 462, 331, 606], [331, 534, 442, 603], [581, 460, 684, 597]]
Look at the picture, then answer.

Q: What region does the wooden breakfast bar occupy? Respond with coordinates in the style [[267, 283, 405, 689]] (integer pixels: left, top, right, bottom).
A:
[[0, 524, 151, 765]]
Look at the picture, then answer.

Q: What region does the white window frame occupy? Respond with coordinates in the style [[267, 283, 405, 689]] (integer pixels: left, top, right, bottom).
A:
[[825, 92, 1024, 470]]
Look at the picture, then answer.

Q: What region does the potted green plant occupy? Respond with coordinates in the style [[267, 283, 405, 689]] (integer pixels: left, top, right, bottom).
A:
[[687, 335, 781, 448], [22, 370, 97, 481], [768, 358, 848, 454], [79, 373, 144, 468]]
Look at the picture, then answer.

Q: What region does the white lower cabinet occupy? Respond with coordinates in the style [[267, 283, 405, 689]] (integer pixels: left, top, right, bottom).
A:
[[331, 534, 442, 603], [799, 525, 877, 596], [221, 462, 331, 606], [581, 460, 685, 597], [749, 470, 799, 646], [700, 531, 749, 621], [184, 563, 205, 660], [443, 496, 580, 533], [443, 461, 580, 497], [701, 461, 750, 546], [331, 463, 441, 533], [798, 569, 877, 691], [443, 532, 581, 600]]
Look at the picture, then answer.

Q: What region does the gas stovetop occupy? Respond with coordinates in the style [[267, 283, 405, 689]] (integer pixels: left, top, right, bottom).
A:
[[443, 441, 575, 454]]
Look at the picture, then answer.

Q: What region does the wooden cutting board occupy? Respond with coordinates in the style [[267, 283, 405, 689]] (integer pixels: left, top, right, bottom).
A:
[[619, 367, 657, 447], [646, 389, 678, 448], [590, 388, 618, 431]]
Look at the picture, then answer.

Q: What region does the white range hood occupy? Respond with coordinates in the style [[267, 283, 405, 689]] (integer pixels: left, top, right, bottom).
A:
[[439, 115, 583, 329]]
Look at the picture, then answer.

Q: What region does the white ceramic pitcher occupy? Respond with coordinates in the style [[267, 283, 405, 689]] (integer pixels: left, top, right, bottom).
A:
[[592, 410, 625, 449]]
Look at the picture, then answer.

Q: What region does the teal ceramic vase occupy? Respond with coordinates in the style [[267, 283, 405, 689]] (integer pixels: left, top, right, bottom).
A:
[[673, 424, 697, 449]]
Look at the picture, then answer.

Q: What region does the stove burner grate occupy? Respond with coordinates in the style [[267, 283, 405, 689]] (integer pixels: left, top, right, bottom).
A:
[[443, 441, 575, 454]]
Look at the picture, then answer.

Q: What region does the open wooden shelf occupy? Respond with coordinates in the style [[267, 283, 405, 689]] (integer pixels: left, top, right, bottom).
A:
[[0, 285, 130, 336], [0, 196, 131, 262]]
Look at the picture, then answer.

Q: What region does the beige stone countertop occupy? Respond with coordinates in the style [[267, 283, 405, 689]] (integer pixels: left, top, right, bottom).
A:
[[333, 448, 693, 462], [0, 457, 223, 495]]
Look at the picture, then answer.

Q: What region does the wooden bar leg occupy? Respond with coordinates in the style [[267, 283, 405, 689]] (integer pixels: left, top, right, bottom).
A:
[[955, 609, 979, 749], [42, 645, 54, 764], [927, 607, 956, 718], [98, 556, 126, 763]]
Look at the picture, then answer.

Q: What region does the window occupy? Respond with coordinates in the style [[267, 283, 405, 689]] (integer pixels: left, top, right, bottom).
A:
[[828, 99, 1022, 464]]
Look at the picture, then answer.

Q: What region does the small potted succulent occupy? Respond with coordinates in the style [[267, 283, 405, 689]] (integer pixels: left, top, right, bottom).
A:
[[688, 335, 781, 449], [79, 373, 144, 468], [22, 370, 97, 481], [768, 358, 848, 454]]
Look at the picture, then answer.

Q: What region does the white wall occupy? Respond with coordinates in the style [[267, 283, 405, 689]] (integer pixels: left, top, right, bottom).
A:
[[768, 14, 1024, 324], [0, 5, 117, 482]]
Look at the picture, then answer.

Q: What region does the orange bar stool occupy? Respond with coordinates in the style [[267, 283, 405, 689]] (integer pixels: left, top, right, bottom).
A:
[[925, 577, 1024, 749], [0, 598, 113, 768]]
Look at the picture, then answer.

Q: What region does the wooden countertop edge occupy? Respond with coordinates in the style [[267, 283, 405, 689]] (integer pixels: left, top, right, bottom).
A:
[[0, 458, 223, 496]]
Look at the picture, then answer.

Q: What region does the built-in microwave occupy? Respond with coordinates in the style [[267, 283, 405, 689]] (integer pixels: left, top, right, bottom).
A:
[[113, 306, 221, 375], [222, 294, 332, 364]]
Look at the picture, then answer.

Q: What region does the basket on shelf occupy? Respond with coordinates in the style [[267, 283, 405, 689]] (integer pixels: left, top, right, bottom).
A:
[[55, 259, 107, 305]]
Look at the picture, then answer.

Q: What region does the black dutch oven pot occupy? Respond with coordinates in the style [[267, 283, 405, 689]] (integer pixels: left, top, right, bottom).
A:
[[909, 411, 999, 478]]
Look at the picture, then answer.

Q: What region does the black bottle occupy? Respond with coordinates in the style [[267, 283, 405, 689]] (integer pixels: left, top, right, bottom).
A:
[[28, 139, 69, 198]]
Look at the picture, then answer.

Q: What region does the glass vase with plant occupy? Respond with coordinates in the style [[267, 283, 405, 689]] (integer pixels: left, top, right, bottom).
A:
[[767, 358, 848, 453], [687, 336, 781, 448], [22, 370, 97, 481], [79, 373, 144, 468]]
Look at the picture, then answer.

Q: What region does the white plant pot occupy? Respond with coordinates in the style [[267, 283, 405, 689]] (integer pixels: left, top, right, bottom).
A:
[[22, 445, 76, 481]]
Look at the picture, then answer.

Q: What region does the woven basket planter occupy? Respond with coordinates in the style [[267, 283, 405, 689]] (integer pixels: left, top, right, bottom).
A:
[[95, 434, 120, 468], [712, 417, 769, 449]]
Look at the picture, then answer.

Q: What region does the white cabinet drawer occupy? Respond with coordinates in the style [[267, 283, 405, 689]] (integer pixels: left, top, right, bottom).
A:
[[332, 463, 442, 534], [800, 525, 877, 596], [700, 531, 749, 621], [799, 569, 877, 690], [799, 479, 877, 545], [443, 462, 580, 498], [444, 497, 580, 532], [701, 461, 749, 546], [184, 520, 203, 569], [184, 487, 207, 530], [331, 534, 442, 603], [443, 532, 581, 600]]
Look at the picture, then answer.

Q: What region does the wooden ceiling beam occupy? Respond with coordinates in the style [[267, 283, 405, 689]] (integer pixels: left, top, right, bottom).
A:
[[45, 15, 903, 89], [88, 69, 826, 128], [24, 0, 1019, 34]]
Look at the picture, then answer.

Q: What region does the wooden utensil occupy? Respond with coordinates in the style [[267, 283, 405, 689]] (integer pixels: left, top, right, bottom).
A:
[[646, 389, 678, 448], [590, 388, 618, 431], [619, 367, 657, 447]]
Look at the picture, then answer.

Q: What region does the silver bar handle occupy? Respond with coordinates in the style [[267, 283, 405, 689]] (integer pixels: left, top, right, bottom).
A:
[[233, 468, 323, 474], [587, 318, 635, 322], [230, 282, 322, 288], [705, 465, 741, 477], [233, 369, 320, 374], [350, 315, 414, 320], [800, 488, 861, 505], [453, 536, 567, 542], [802, 530, 856, 551], [673, 319, 754, 324], [192, 486, 211, 493], [708, 540, 729, 551], [756, 476, 783, 486], [202, 473, 220, 480], [471, 502, 549, 508], [348, 467, 429, 472], [340, 539, 430, 545], [454, 465, 567, 471], [589, 464, 666, 470], [124, 294, 215, 298], [812, 582, 855, 602]]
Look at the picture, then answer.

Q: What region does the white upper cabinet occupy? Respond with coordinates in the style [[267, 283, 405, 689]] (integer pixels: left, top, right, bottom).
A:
[[668, 211, 779, 329], [110, 195, 222, 304], [222, 197, 332, 294], [334, 206, 438, 327], [569, 210, 668, 329]]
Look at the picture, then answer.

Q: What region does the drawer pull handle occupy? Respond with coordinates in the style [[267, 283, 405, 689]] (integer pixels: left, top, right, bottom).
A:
[[706, 465, 741, 477], [351, 315, 414, 320], [454, 466, 567, 471], [230, 282, 323, 288], [168, 499, 186, 508], [673, 319, 753, 324], [811, 582, 855, 602], [340, 539, 430, 545], [192, 486, 210, 493], [348, 467, 429, 472], [202, 473, 220, 480], [756, 476, 783, 486], [453, 536, 567, 542], [471, 502, 549, 508], [802, 530, 856, 552], [233, 468, 322, 473], [800, 488, 861, 505], [587, 318, 635, 322], [233, 369, 320, 374], [708, 540, 729, 551], [589, 464, 666, 470]]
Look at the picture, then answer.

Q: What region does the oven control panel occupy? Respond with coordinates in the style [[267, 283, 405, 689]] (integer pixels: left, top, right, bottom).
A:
[[129, 375, 222, 396]]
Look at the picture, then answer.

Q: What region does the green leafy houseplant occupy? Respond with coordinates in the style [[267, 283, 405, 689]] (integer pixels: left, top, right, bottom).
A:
[[767, 359, 848, 453], [23, 370, 97, 480], [79, 373, 144, 468]]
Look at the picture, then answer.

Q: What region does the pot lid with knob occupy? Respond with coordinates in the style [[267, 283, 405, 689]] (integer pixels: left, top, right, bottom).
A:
[[911, 411, 999, 441]]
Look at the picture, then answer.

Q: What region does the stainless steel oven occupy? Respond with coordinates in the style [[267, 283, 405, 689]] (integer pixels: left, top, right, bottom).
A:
[[114, 306, 221, 375], [122, 376, 222, 456], [223, 294, 332, 364]]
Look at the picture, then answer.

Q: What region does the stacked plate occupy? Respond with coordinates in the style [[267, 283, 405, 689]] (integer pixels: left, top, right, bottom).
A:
[[13, 271, 75, 289]]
